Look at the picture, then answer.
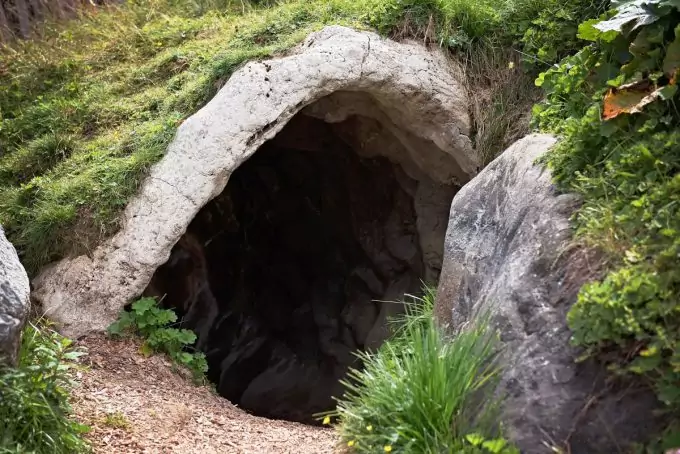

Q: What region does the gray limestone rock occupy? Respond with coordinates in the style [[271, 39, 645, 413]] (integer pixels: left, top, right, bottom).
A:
[[435, 134, 662, 453], [0, 226, 30, 366]]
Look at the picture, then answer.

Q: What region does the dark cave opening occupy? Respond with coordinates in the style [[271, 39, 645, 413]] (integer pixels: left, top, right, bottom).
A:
[[145, 107, 456, 424]]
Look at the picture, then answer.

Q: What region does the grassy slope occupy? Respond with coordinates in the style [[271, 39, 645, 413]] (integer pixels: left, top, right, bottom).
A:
[[0, 0, 371, 272], [0, 0, 597, 273]]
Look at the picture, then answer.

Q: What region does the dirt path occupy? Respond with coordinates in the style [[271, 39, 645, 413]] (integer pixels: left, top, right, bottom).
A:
[[69, 335, 339, 453]]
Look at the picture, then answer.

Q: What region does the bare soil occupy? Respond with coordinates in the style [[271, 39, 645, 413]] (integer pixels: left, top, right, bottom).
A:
[[69, 335, 340, 453]]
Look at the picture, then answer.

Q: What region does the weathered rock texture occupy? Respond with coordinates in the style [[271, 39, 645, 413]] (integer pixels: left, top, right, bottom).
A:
[[0, 226, 30, 366], [33, 25, 474, 338], [436, 134, 661, 453]]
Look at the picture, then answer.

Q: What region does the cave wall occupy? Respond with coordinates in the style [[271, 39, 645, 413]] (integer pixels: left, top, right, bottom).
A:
[[145, 113, 457, 422]]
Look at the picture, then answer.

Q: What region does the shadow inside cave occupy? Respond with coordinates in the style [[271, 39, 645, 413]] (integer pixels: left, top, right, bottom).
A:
[[144, 99, 458, 424]]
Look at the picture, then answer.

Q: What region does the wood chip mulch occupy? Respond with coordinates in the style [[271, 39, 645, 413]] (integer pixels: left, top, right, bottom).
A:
[[69, 335, 341, 453]]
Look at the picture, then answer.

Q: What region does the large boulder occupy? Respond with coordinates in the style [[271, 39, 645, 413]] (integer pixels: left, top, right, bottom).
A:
[[32, 25, 475, 338], [0, 226, 30, 366], [435, 135, 662, 453]]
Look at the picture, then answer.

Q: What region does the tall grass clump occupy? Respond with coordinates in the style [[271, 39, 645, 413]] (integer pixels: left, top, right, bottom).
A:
[[0, 322, 89, 453], [362, 0, 606, 53], [330, 288, 516, 454]]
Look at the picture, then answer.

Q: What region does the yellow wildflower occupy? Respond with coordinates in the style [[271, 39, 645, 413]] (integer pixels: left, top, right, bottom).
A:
[[347, 440, 356, 447], [508, 61, 515, 69], [322, 416, 331, 425], [366, 425, 373, 432], [384, 446, 393, 452]]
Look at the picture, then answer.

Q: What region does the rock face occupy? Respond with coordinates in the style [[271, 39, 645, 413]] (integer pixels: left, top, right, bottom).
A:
[[435, 135, 661, 453], [0, 227, 30, 366], [32, 25, 475, 338]]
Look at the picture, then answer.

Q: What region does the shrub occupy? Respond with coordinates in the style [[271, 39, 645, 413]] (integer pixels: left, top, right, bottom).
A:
[[533, 0, 680, 447], [508, 0, 609, 67], [329, 288, 516, 454], [0, 322, 90, 453], [108, 297, 208, 381]]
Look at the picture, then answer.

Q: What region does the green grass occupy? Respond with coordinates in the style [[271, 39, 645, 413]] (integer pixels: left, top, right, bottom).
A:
[[0, 0, 602, 273], [0, 0, 370, 273], [0, 322, 89, 453], [329, 288, 516, 454], [101, 411, 131, 430]]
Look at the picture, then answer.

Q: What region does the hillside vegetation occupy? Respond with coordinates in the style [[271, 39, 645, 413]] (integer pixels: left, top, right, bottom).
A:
[[2, 0, 680, 452], [535, 1, 680, 446], [0, 0, 123, 42], [0, 0, 601, 273]]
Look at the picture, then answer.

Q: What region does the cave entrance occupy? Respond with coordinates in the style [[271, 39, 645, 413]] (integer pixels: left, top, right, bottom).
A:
[[144, 93, 458, 424]]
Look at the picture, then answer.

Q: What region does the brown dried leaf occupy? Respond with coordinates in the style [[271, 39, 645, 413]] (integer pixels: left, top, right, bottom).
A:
[[602, 80, 653, 120], [602, 79, 677, 120]]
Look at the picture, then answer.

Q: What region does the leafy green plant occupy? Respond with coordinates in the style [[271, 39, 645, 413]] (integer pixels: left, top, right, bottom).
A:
[[533, 0, 680, 434], [328, 287, 516, 454], [464, 433, 520, 454], [108, 297, 208, 381], [0, 322, 90, 453], [510, 0, 609, 67]]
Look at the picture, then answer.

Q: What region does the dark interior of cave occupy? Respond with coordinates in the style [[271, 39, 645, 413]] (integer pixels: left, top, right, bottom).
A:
[[144, 113, 432, 424]]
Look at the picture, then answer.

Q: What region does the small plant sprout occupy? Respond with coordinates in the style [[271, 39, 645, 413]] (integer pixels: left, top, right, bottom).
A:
[[102, 411, 131, 430], [108, 297, 208, 381]]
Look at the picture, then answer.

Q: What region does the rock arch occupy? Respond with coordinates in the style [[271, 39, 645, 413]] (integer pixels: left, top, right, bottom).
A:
[[33, 26, 476, 338], [33, 26, 478, 421]]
